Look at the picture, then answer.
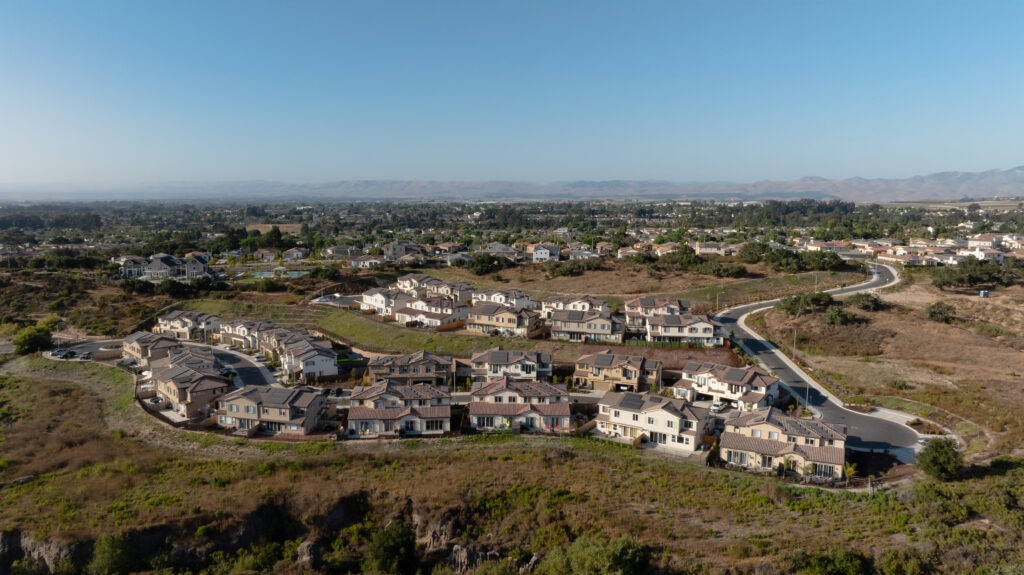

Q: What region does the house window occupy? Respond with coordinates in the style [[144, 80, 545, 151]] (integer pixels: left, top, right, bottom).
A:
[[647, 417, 654, 425], [751, 429, 761, 438], [601, 406, 610, 414], [229, 404, 238, 413], [613, 410, 620, 418], [768, 431, 779, 440], [426, 420, 444, 431], [478, 416, 494, 427], [508, 397, 516, 403], [804, 438, 815, 445], [727, 451, 748, 465], [404, 420, 416, 431], [667, 420, 674, 429], [632, 414, 639, 422], [788, 436, 797, 443], [495, 397, 502, 403]]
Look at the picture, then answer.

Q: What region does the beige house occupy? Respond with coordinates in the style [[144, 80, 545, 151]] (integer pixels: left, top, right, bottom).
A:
[[470, 347, 552, 382], [466, 303, 542, 338], [218, 386, 326, 435], [596, 391, 713, 452], [540, 295, 608, 320], [154, 364, 230, 419], [645, 314, 725, 346], [719, 407, 847, 480], [346, 381, 451, 438], [549, 309, 625, 343], [156, 310, 221, 341], [573, 350, 662, 392], [366, 350, 453, 385], [466, 376, 571, 432], [122, 331, 181, 366]]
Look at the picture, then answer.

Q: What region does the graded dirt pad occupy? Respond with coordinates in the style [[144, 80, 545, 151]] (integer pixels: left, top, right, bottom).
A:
[[759, 284, 1024, 458]]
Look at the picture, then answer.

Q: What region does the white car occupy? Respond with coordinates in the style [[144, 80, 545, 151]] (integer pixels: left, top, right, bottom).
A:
[[710, 402, 727, 413]]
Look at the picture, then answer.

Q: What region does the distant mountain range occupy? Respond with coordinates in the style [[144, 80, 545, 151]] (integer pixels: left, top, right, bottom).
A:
[[6, 166, 1024, 203]]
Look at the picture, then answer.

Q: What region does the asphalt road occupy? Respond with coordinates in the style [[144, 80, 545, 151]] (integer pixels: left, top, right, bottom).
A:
[[714, 264, 919, 454]]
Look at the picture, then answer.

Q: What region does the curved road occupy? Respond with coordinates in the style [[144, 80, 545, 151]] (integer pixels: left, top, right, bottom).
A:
[[714, 264, 919, 461]]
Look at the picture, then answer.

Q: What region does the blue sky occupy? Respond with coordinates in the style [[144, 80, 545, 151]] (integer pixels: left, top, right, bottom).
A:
[[2, 0, 1023, 187]]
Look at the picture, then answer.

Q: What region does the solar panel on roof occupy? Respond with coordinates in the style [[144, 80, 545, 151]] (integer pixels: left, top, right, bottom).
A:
[[595, 355, 614, 366], [725, 368, 747, 381], [620, 393, 644, 410]]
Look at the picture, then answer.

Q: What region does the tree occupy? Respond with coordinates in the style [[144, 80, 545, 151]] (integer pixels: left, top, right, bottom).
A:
[[13, 324, 53, 355], [825, 305, 856, 326], [846, 293, 883, 311], [926, 302, 956, 324], [917, 437, 962, 481], [87, 534, 137, 575], [362, 520, 417, 575]]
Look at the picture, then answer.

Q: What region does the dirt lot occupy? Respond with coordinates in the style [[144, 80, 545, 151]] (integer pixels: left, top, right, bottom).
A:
[[759, 279, 1024, 460]]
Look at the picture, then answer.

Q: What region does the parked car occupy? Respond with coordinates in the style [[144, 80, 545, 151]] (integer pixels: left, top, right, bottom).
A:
[[253, 354, 267, 362], [710, 401, 726, 413], [79, 352, 92, 360]]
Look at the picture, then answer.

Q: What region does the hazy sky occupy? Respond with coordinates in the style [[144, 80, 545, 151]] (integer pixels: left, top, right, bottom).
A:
[[2, 1, 1023, 187]]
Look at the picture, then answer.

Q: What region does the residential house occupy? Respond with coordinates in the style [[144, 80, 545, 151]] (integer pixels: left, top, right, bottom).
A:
[[617, 247, 642, 259], [156, 310, 221, 341], [218, 386, 326, 435], [350, 254, 385, 269], [255, 328, 338, 383], [434, 242, 467, 254], [594, 241, 615, 256], [346, 381, 451, 438], [596, 391, 713, 453], [719, 407, 846, 479], [219, 319, 275, 350], [466, 376, 571, 432], [466, 303, 542, 338], [143, 253, 209, 281], [470, 347, 552, 382], [252, 248, 279, 262], [541, 295, 608, 320], [646, 314, 725, 346], [692, 241, 731, 256], [394, 296, 467, 328], [967, 233, 1003, 250], [475, 242, 521, 262], [623, 297, 689, 333], [322, 245, 363, 259], [366, 350, 453, 385], [471, 289, 537, 310], [382, 241, 426, 261], [674, 362, 780, 411], [282, 247, 309, 261], [549, 308, 624, 343], [394, 273, 443, 295], [116, 256, 150, 278], [568, 249, 601, 260], [360, 288, 414, 316], [153, 363, 230, 419], [573, 350, 662, 392], [122, 332, 181, 366], [653, 243, 681, 257], [530, 243, 561, 263]]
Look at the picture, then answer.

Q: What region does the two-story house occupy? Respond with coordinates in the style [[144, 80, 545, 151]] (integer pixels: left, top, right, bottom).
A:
[[466, 303, 542, 338], [219, 319, 275, 350], [530, 243, 561, 263], [466, 376, 571, 432], [360, 288, 415, 317], [573, 351, 662, 392], [156, 310, 221, 341], [540, 295, 608, 320], [153, 363, 230, 419], [218, 386, 326, 436], [549, 309, 625, 343], [350, 254, 385, 269], [673, 362, 780, 411], [394, 296, 467, 328], [122, 332, 181, 367], [719, 407, 847, 479], [366, 350, 453, 386], [623, 297, 690, 333], [469, 347, 552, 382], [346, 381, 451, 438], [645, 314, 725, 346], [471, 289, 537, 310], [596, 391, 713, 453]]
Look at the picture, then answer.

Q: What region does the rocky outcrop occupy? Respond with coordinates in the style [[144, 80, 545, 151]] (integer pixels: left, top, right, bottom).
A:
[[449, 544, 501, 575], [0, 530, 90, 574]]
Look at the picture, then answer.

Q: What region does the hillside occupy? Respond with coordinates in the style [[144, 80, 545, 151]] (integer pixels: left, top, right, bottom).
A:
[[3, 356, 1024, 573]]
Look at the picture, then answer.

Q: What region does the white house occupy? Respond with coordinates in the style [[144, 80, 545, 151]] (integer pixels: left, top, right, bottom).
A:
[[466, 376, 571, 432], [674, 362, 780, 411], [469, 347, 552, 382], [346, 381, 451, 438], [596, 391, 713, 453]]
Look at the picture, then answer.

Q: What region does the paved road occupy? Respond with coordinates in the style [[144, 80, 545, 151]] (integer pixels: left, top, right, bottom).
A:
[[714, 264, 919, 458]]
